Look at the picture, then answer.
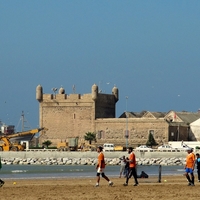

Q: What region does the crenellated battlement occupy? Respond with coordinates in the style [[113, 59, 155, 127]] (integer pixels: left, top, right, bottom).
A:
[[42, 93, 86, 101], [36, 84, 119, 103]]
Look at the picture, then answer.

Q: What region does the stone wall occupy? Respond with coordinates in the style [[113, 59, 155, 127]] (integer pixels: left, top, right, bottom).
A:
[[0, 150, 191, 159], [39, 93, 95, 145], [94, 118, 169, 147]]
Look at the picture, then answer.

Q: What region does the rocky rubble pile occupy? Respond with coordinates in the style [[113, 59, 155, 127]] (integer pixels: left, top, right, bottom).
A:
[[1, 157, 186, 166]]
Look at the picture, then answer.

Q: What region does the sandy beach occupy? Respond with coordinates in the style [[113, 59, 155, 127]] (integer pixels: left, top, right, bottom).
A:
[[0, 175, 199, 200]]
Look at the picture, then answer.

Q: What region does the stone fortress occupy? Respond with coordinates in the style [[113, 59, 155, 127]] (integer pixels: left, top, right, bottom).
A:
[[36, 84, 200, 148]]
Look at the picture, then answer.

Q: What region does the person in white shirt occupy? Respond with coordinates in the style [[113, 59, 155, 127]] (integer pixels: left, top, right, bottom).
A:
[[119, 155, 126, 178]]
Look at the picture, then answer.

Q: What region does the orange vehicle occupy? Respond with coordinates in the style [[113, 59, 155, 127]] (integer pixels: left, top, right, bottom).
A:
[[57, 137, 79, 151], [0, 128, 48, 151]]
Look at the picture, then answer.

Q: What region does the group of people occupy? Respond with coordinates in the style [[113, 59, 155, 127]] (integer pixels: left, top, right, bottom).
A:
[[185, 147, 200, 186], [96, 145, 200, 187], [95, 146, 138, 187]]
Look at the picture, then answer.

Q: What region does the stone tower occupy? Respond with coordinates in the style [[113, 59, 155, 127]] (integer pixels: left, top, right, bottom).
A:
[[36, 84, 119, 145]]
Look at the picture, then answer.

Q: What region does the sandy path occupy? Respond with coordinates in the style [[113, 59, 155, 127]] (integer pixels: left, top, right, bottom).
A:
[[0, 175, 199, 200]]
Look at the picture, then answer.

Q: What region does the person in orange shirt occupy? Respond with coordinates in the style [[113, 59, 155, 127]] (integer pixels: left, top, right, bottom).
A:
[[95, 146, 113, 187], [123, 147, 138, 186], [185, 148, 195, 186]]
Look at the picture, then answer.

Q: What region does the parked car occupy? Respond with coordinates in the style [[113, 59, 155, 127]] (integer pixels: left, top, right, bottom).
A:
[[135, 145, 152, 150], [158, 145, 173, 150], [103, 143, 114, 151]]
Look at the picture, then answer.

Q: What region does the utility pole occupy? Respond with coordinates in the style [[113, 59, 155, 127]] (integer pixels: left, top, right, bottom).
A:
[[125, 96, 129, 148]]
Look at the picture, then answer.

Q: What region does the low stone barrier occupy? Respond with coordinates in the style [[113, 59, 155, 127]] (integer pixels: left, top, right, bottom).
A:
[[0, 149, 193, 159], [0, 157, 186, 166]]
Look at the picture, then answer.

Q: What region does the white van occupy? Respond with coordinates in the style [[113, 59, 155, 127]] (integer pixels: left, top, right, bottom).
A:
[[103, 143, 114, 151]]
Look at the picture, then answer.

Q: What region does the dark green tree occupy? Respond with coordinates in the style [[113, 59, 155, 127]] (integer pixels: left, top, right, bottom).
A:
[[146, 132, 158, 147], [84, 132, 96, 145], [42, 140, 52, 148]]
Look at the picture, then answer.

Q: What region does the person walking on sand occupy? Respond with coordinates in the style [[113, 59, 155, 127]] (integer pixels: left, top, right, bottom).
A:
[[119, 155, 126, 178], [0, 156, 5, 187], [123, 147, 138, 186], [185, 148, 195, 186], [124, 157, 130, 178], [196, 153, 200, 182], [95, 146, 113, 187]]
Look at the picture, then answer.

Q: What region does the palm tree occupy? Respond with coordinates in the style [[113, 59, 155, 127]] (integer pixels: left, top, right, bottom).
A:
[[84, 132, 96, 145], [42, 140, 52, 148]]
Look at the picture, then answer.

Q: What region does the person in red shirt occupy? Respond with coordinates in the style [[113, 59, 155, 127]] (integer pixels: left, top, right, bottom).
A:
[[185, 148, 195, 186], [123, 147, 138, 186], [95, 146, 113, 187]]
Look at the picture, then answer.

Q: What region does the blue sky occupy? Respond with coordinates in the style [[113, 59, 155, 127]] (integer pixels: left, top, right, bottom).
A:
[[0, 1, 200, 130]]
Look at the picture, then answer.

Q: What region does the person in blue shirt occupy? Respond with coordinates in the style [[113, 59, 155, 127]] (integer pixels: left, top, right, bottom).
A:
[[196, 153, 200, 182]]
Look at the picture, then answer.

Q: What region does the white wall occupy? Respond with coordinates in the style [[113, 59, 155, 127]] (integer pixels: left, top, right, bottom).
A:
[[190, 118, 200, 141]]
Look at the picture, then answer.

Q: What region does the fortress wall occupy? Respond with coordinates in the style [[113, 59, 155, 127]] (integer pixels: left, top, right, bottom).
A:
[[40, 105, 94, 145], [39, 94, 95, 146], [94, 118, 169, 147]]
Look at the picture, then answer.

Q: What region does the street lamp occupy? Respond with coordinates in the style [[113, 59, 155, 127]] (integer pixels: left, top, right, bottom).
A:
[[125, 96, 129, 148]]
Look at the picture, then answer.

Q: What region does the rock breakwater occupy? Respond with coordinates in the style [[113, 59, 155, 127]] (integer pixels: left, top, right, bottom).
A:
[[1, 157, 186, 166]]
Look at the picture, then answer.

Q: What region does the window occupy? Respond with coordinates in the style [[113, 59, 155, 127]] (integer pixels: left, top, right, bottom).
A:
[[97, 131, 102, 139], [97, 130, 104, 139]]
